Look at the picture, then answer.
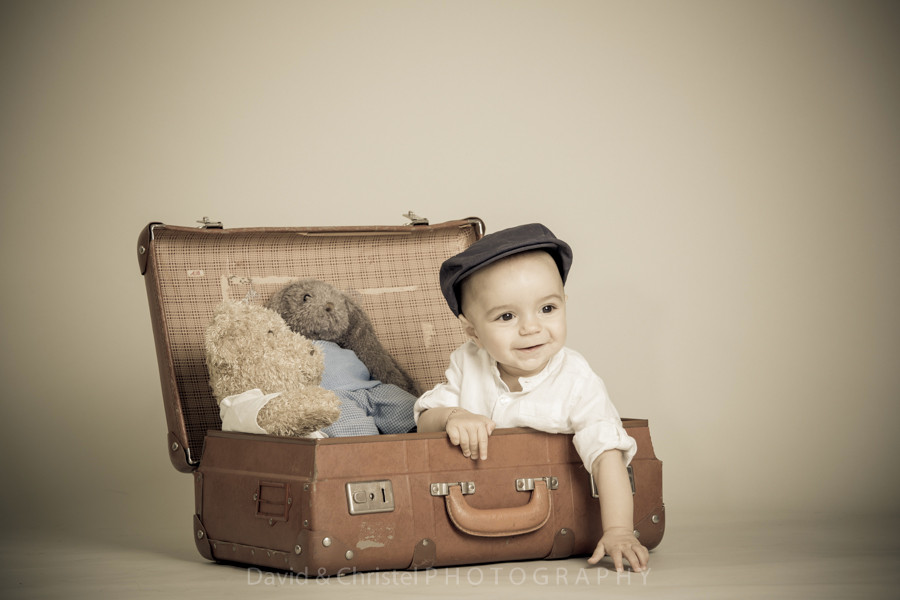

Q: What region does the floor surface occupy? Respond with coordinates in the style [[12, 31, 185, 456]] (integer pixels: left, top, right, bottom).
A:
[[2, 511, 898, 599]]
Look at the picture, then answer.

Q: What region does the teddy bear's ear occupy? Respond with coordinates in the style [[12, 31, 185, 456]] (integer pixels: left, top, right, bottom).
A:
[[205, 335, 232, 374]]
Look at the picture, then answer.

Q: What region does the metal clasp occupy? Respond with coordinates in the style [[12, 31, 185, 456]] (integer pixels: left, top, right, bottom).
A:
[[430, 481, 475, 497], [515, 477, 559, 492], [346, 480, 395, 515], [402, 211, 429, 226], [591, 465, 635, 498], [197, 216, 223, 229]]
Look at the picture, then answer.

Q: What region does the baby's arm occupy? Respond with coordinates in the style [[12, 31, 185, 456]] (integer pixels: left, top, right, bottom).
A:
[[417, 407, 496, 460], [587, 449, 649, 572]]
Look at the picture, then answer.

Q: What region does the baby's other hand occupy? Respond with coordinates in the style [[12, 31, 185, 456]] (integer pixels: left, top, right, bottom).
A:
[[588, 527, 649, 573], [445, 410, 496, 460]]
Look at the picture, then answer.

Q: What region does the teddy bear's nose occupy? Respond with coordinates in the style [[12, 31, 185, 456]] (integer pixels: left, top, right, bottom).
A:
[[325, 302, 334, 312]]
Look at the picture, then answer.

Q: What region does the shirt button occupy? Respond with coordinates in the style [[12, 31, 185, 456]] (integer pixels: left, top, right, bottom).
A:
[[499, 395, 510, 405]]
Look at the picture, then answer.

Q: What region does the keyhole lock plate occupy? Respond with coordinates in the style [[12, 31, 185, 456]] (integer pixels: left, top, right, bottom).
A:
[[346, 480, 395, 515]]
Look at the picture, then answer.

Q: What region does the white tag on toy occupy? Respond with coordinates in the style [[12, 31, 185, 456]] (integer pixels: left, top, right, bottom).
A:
[[219, 389, 280, 434]]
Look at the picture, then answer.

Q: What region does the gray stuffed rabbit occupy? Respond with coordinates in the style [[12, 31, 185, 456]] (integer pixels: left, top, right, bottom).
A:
[[266, 279, 420, 397]]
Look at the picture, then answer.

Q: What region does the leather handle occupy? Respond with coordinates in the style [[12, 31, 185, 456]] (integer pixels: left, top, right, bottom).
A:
[[444, 479, 551, 537]]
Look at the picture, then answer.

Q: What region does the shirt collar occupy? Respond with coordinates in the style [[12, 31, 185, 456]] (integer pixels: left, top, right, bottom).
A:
[[487, 347, 565, 393]]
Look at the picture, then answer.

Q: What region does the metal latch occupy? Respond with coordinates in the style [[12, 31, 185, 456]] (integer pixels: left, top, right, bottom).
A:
[[430, 481, 475, 497], [402, 211, 429, 225], [346, 480, 395, 515], [591, 465, 635, 498], [515, 476, 559, 492], [197, 216, 223, 229]]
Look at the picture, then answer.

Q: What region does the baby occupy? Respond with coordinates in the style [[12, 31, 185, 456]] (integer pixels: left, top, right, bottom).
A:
[[415, 223, 649, 573]]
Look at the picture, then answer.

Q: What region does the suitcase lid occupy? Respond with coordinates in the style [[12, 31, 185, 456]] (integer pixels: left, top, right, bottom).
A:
[[138, 217, 483, 471]]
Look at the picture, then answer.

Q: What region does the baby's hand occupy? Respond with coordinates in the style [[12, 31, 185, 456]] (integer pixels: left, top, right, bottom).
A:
[[445, 409, 496, 460], [588, 527, 649, 573]]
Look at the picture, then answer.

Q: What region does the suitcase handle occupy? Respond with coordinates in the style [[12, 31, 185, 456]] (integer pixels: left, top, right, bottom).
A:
[[444, 479, 552, 537]]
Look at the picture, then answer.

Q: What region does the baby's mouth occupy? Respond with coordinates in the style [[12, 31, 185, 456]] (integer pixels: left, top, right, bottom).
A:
[[517, 343, 545, 352]]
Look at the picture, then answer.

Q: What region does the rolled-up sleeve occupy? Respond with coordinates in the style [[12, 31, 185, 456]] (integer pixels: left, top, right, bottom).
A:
[[568, 373, 637, 471], [573, 420, 637, 472]]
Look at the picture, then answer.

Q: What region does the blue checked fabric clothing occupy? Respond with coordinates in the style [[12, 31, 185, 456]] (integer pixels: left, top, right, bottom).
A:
[[315, 341, 416, 437]]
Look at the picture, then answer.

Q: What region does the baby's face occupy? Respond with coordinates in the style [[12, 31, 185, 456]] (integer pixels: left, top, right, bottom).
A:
[[459, 250, 567, 387]]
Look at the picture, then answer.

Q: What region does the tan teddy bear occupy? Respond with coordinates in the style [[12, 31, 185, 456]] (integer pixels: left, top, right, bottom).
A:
[[205, 300, 341, 437]]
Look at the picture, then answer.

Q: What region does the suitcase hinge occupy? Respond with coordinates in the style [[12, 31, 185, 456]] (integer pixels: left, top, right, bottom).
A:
[[430, 481, 475, 497]]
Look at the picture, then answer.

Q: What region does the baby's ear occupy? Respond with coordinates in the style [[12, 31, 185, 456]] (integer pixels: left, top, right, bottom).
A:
[[457, 314, 481, 347]]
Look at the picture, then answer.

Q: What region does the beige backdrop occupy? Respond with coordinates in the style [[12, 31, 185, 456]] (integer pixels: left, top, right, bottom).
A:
[[1, 0, 898, 546]]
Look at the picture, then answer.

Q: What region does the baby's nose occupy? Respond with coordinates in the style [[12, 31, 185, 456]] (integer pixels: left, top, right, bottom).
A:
[[519, 317, 540, 334]]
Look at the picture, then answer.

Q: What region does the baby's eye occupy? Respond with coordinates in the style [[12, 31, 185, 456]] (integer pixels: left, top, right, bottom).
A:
[[541, 305, 557, 314], [498, 312, 514, 322]]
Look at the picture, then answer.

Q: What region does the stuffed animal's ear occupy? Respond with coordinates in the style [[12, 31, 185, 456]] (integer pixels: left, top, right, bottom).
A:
[[343, 293, 373, 333], [266, 284, 307, 333], [265, 287, 287, 316]]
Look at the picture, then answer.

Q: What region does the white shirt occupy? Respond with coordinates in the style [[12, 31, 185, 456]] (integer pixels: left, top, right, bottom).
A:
[[414, 340, 637, 472]]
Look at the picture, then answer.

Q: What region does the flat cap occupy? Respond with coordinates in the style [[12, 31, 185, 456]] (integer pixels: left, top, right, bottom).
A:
[[439, 223, 573, 316]]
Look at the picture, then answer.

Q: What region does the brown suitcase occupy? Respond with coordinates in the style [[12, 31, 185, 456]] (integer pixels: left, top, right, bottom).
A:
[[137, 217, 664, 575]]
